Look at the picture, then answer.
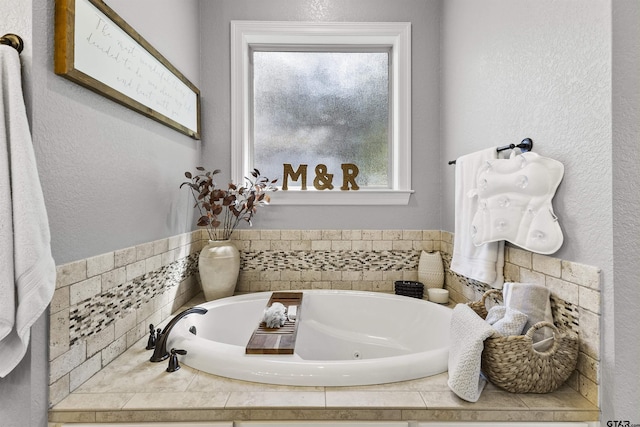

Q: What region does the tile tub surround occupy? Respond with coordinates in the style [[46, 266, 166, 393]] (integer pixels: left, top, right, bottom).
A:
[[49, 228, 601, 418], [48, 295, 598, 425], [50, 231, 203, 406]]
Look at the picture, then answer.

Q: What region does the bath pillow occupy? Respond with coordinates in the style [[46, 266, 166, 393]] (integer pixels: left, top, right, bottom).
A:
[[470, 151, 564, 254]]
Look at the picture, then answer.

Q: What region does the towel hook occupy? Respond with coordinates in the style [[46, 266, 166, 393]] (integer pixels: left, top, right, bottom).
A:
[[0, 33, 24, 54]]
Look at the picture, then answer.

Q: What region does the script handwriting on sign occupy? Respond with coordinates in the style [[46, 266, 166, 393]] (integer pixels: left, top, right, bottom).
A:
[[73, 0, 197, 132]]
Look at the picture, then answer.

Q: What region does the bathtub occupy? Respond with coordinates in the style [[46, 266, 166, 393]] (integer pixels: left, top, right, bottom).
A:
[[167, 290, 452, 386]]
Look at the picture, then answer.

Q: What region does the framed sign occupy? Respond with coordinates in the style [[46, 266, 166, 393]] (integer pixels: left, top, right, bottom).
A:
[[54, 0, 201, 139]]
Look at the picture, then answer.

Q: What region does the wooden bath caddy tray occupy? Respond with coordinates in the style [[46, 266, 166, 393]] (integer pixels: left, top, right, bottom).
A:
[[245, 292, 303, 355]]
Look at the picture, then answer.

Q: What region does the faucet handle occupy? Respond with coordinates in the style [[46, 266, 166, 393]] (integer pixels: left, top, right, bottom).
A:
[[145, 324, 156, 350], [166, 348, 187, 372]]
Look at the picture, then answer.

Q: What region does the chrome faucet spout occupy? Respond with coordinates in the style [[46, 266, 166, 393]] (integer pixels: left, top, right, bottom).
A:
[[150, 306, 207, 362]]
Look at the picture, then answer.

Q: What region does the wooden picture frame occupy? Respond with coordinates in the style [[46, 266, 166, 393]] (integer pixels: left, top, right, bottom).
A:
[[54, 0, 201, 139]]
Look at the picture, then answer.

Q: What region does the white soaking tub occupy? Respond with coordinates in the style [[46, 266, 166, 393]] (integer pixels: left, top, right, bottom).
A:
[[167, 290, 452, 386]]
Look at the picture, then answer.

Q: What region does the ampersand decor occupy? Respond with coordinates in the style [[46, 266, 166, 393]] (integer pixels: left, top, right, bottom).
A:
[[281, 163, 360, 191], [313, 164, 334, 190]]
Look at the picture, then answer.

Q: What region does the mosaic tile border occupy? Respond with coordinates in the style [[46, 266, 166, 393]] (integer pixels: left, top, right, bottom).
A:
[[49, 231, 202, 407], [241, 250, 420, 272], [49, 228, 601, 411], [68, 254, 198, 347]]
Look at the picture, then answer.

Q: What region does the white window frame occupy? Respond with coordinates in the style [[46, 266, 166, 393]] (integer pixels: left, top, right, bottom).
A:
[[230, 21, 413, 205]]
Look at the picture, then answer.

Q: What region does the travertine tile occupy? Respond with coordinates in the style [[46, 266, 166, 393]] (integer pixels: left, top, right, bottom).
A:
[[260, 230, 281, 240], [226, 391, 325, 408], [50, 342, 87, 383], [532, 253, 562, 277], [69, 276, 101, 305], [372, 240, 393, 251], [54, 392, 134, 411], [518, 268, 546, 285], [403, 230, 422, 240], [561, 260, 601, 289], [152, 238, 169, 256], [331, 240, 351, 250], [56, 260, 87, 288], [50, 308, 70, 360], [69, 353, 102, 391], [86, 252, 115, 277], [311, 240, 331, 251], [114, 247, 136, 268], [280, 230, 302, 240], [145, 254, 162, 274], [86, 324, 115, 357], [546, 276, 580, 305], [50, 286, 70, 314], [124, 392, 229, 410], [517, 388, 597, 410], [382, 230, 402, 241], [325, 391, 425, 408], [100, 266, 126, 291], [578, 308, 600, 360], [125, 260, 146, 281], [579, 286, 601, 314], [49, 374, 70, 407], [342, 229, 362, 240], [362, 230, 382, 240], [301, 230, 322, 240], [507, 246, 532, 269], [420, 390, 527, 409], [101, 334, 127, 366], [392, 240, 413, 251]]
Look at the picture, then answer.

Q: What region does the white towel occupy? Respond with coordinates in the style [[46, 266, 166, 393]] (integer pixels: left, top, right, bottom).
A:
[[450, 148, 505, 288], [503, 282, 554, 346], [485, 305, 528, 336], [0, 46, 56, 378], [448, 303, 496, 402]]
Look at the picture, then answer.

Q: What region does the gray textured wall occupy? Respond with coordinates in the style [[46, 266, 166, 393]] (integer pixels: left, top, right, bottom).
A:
[[198, 0, 443, 231], [33, 0, 202, 266], [612, 0, 640, 420], [441, 0, 638, 420]]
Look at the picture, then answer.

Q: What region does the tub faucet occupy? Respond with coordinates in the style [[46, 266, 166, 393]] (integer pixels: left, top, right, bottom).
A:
[[150, 306, 207, 362]]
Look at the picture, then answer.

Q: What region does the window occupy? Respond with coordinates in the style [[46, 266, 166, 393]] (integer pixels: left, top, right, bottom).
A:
[[231, 21, 412, 205]]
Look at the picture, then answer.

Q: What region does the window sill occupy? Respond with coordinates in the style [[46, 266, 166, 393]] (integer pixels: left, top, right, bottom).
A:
[[269, 189, 414, 206]]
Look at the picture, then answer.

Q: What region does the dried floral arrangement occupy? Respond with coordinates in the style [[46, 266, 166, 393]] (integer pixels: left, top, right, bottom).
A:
[[181, 167, 277, 241]]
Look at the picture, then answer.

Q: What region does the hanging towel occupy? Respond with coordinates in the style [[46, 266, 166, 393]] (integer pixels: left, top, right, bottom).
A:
[[450, 148, 505, 288], [0, 45, 56, 378], [447, 303, 496, 402], [502, 282, 554, 347], [471, 151, 564, 254]]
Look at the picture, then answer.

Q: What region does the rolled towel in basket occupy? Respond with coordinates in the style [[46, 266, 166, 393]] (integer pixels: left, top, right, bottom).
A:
[[485, 306, 528, 336], [503, 282, 554, 347]]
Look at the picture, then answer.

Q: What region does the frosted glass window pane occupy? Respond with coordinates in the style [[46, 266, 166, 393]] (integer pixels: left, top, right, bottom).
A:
[[252, 51, 390, 188]]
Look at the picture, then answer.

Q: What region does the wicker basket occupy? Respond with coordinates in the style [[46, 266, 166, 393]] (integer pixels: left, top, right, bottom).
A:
[[468, 289, 579, 393], [394, 280, 424, 299]]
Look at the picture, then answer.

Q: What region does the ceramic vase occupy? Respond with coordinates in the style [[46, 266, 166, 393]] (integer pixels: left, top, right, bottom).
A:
[[198, 240, 240, 301], [418, 250, 445, 289]]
